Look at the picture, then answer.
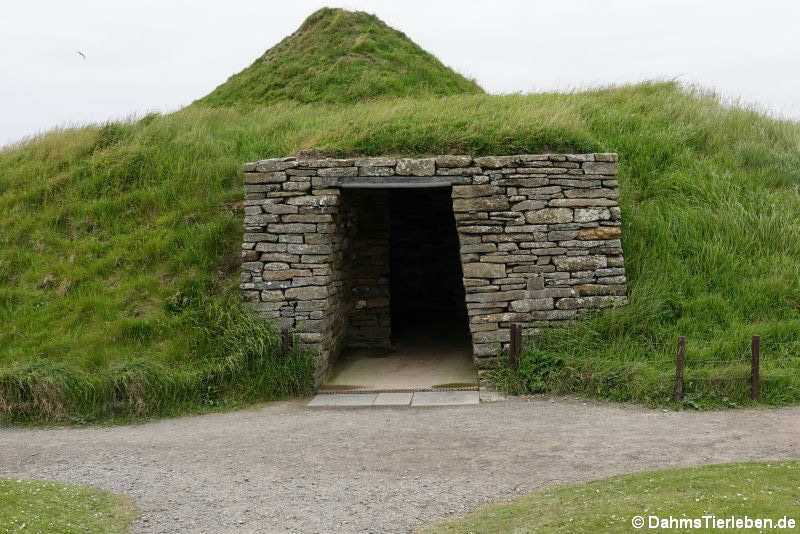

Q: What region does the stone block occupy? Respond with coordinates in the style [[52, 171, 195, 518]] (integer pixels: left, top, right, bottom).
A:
[[509, 298, 554, 312], [396, 158, 435, 176], [255, 159, 297, 172], [318, 167, 357, 177], [261, 202, 298, 214], [267, 223, 316, 234], [462, 263, 505, 278], [511, 200, 547, 211], [594, 153, 618, 162], [241, 261, 263, 272], [553, 255, 607, 271], [578, 226, 621, 240], [526, 208, 573, 224], [354, 157, 396, 167], [244, 172, 287, 184], [359, 166, 395, 176], [451, 185, 502, 198], [285, 286, 328, 300], [465, 290, 526, 303], [549, 198, 617, 207], [260, 290, 284, 302], [436, 155, 473, 168], [452, 196, 510, 212], [574, 208, 611, 223], [583, 161, 618, 175]]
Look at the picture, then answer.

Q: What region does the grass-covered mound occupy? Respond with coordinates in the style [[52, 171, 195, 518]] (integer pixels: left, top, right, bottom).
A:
[[0, 479, 136, 533], [1, 7, 799, 422], [195, 8, 482, 107], [424, 461, 800, 533]]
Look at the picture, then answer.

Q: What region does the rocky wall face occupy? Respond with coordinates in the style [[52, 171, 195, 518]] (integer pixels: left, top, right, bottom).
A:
[[240, 154, 626, 375]]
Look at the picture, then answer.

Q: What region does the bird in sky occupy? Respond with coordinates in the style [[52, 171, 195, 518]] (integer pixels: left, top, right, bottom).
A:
[[77, 51, 86, 59]]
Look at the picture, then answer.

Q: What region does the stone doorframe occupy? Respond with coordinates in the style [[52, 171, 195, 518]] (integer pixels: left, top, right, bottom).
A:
[[240, 154, 626, 382]]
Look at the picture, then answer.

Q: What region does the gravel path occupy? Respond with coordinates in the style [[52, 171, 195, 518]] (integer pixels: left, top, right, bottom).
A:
[[2, 398, 799, 533]]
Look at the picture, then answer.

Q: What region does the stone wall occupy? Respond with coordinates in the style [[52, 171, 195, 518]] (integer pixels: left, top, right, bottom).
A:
[[240, 154, 626, 378], [341, 189, 391, 349]]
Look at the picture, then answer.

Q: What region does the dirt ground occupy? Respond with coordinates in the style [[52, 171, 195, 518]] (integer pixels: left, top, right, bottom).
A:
[[2, 398, 799, 533]]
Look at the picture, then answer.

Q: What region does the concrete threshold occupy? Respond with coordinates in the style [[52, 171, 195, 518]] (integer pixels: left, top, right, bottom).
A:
[[308, 390, 480, 407]]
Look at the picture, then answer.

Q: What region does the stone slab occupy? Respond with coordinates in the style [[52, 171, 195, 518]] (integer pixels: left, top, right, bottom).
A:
[[411, 391, 480, 406], [373, 392, 413, 406], [307, 393, 377, 407]]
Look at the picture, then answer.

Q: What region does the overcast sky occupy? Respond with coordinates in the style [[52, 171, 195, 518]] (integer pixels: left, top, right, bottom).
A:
[[2, 0, 799, 147]]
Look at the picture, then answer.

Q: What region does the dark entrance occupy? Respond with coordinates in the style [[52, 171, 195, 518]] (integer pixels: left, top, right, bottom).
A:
[[325, 185, 474, 391], [388, 187, 470, 346]]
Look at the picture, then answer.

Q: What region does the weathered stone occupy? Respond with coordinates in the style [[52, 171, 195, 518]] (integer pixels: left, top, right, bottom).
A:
[[593, 153, 618, 162], [283, 181, 311, 192], [451, 185, 502, 198], [396, 158, 435, 176], [526, 208, 573, 224], [243, 214, 280, 226], [261, 202, 298, 214], [359, 166, 395, 176], [318, 167, 357, 177], [549, 198, 617, 207], [564, 188, 619, 199], [556, 296, 625, 310], [462, 263, 505, 278], [553, 255, 607, 271], [435, 155, 473, 168], [255, 159, 297, 172], [459, 226, 496, 234], [452, 196, 510, 212], [354, 157, 396, 167], [511, 200, 547, 211], [285, 286, 328, 300], [241, 261, 263, 272], [286, 244, 332, 255], [509, 298, 554, 312], [475, 155, 518, 168], [583, 161, 618, 175], [260, 290, 284, 302], [465, 290, 526, 303], [460, 243, 498, 253], [244, 172, 287, 184], [578, 226, 621, 240], [574, 207, 611, 222], [267, 223, 316, 234]]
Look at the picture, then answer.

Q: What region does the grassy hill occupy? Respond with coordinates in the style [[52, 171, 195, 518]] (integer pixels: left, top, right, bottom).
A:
[[195, 7, 482, 107], [1, 9, 800, 422]]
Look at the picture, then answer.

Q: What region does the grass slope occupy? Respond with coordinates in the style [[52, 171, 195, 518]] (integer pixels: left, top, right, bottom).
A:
[[2, 83, 799, 423], [195, 8, 482, 107], [1, 7, 799, 422], [0, 479, 136, 533], [424, 461, 800, 533]]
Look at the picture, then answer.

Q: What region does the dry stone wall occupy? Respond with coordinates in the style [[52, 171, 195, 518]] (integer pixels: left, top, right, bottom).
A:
[[240, 153, 626, 378]]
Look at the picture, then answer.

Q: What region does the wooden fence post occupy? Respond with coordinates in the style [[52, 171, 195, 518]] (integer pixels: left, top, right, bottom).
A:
[[751, 335, 760, 401], [674, 336, 686, 402], [509, 324, 522, 369]]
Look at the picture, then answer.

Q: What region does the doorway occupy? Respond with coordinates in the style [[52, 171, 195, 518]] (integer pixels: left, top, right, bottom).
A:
[[323, 185, 475, 391]]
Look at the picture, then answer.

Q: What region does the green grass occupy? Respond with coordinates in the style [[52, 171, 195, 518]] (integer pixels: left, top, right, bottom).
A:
[[1, 7, 800, 422], [424, 461, 800, 533], [0, 479, 136, 533], [195, 8, 482, 107]]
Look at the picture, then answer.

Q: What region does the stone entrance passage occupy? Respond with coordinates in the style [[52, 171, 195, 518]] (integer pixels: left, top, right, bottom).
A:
[[240, 154, 627, 386], [324, 186, 475, 391]]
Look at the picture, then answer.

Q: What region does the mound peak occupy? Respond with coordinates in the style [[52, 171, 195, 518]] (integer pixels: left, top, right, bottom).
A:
[[194, 7, 483, 107]]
